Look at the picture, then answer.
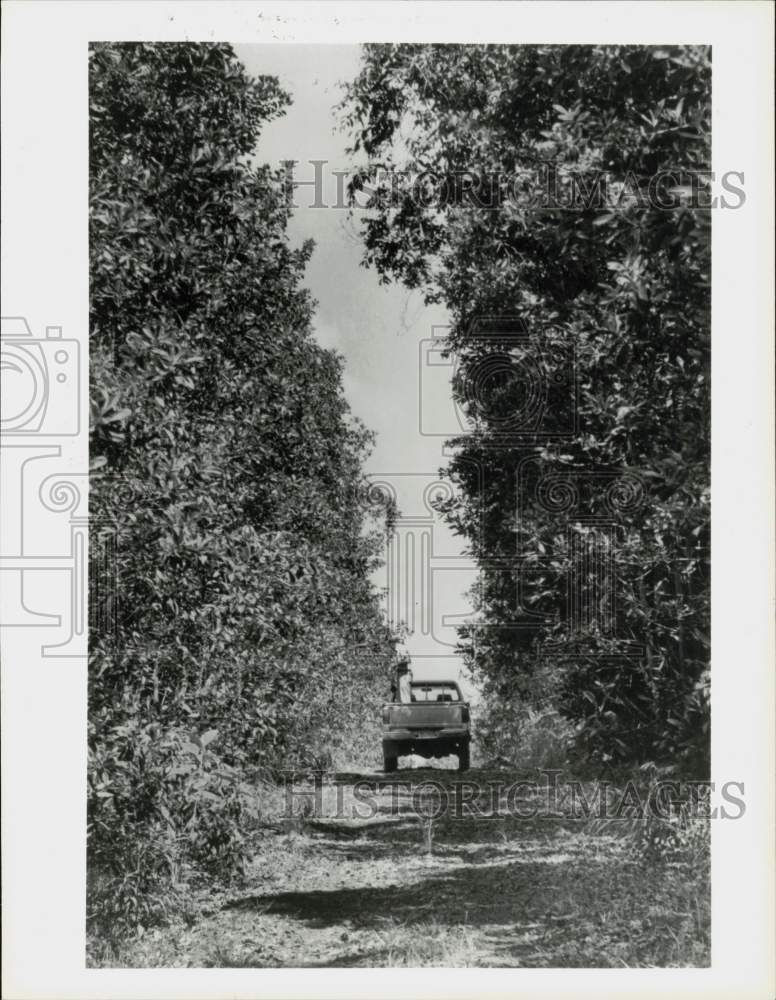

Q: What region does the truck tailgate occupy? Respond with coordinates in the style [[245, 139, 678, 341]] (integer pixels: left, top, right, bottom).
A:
[[385, 703, 464, 728]]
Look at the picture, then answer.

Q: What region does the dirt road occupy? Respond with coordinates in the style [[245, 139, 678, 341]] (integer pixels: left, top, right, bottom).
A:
[[122, 766, 710, 968]]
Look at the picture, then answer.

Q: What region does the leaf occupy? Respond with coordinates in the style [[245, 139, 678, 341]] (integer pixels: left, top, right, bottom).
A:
[[103, 408, 132, 424]]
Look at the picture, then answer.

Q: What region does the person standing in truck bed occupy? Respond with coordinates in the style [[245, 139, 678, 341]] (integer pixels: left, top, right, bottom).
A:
[[397, 658, 413, 703]]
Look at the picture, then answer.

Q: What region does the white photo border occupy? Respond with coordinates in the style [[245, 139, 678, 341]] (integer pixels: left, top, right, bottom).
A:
[[1, 2, 773, 998]]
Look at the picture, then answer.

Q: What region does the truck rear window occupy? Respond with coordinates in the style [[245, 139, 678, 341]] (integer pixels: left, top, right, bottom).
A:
[[410, 683, 462, 702]]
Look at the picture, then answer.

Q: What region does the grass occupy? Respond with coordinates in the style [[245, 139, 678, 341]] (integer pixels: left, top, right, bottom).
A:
[[374, 920, 481, 967], [89, 768, 710, 969]]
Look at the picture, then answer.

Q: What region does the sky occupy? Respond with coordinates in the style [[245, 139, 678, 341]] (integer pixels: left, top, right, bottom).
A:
[[234, 45, 478, 695]]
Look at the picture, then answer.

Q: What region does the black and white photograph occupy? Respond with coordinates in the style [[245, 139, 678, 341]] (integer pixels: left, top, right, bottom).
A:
[[1, 2, 774, 998]]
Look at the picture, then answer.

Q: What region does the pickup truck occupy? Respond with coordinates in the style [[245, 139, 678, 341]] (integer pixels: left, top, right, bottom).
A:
[[381, 681, 471, 772]]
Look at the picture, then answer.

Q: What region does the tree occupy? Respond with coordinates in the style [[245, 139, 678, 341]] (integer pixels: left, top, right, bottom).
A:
[[88, 43, 394, 947], [343, 44, 710, 772]]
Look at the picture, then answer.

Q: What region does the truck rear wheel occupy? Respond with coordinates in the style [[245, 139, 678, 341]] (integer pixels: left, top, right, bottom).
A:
[[383, 754, 398, 773], [458, 744, 470, 772]]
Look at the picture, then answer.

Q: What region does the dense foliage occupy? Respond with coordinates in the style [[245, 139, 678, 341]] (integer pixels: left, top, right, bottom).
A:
[[88, 42, 394, 946], [344, 45, 710, 773]]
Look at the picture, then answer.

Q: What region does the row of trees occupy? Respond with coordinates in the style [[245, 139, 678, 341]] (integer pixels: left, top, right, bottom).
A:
[[88, 43, 395, 946], [343, 44, 711, 773]]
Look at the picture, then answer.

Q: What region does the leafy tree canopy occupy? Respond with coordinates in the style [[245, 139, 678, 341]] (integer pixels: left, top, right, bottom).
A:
[[343, 44, 710, 771], [89, 42, 395, 943]]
